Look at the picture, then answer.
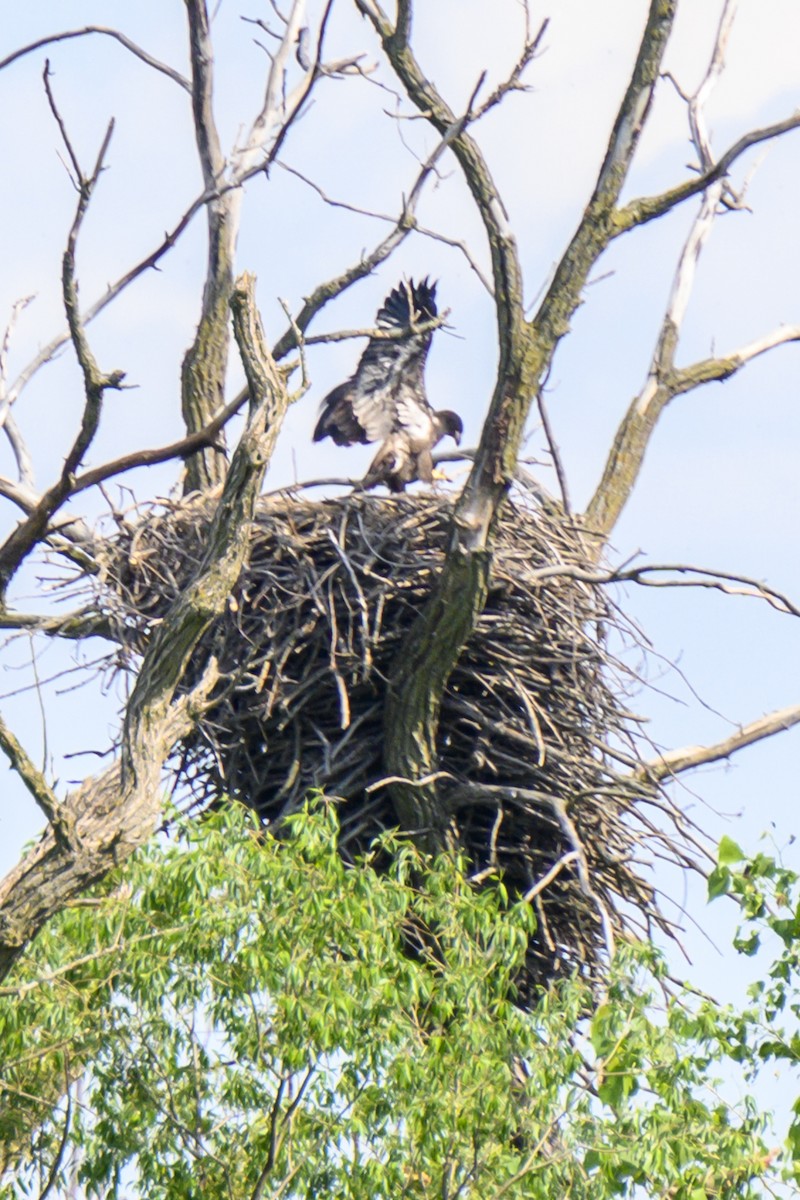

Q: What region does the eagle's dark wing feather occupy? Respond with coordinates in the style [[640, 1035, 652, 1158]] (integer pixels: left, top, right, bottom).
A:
[[354, 278, 437, 401], [312, 383, 370, 446]]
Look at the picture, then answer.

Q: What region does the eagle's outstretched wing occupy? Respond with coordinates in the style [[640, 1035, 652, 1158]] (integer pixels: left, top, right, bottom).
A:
[[313, 278, 438, 447], [313, 278, 462, 491]]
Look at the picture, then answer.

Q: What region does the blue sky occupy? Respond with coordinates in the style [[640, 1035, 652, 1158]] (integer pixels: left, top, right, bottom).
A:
[[0, 0, 799, 1069]]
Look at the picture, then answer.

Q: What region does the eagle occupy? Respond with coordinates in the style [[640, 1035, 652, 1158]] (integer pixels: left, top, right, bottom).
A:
[[312, 278, 463, 493]]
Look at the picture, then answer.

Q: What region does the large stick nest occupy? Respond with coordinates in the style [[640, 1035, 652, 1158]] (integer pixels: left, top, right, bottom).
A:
[[97, 480, 695, 995]]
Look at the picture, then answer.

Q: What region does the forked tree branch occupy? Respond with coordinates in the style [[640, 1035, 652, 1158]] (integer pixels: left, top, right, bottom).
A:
[[583, 323, 800, 542], [0, 72, 124, 600], [615, 111, 800, 235], [180, 0, 340, 492], [0, 273, 288, 984], [585, 0, 800, 544], [359, 0, 678, 848]]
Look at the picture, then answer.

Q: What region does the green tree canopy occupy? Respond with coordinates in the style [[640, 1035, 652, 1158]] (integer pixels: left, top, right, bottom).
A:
[[2, 803, 798, 1198]]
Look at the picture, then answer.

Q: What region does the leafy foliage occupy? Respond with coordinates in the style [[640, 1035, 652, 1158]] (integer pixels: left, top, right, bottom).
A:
[[0, 805, 797, 1198]]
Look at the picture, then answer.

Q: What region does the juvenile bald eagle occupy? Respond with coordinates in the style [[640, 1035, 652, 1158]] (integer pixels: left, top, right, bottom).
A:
[[313, 278, 463, 493]]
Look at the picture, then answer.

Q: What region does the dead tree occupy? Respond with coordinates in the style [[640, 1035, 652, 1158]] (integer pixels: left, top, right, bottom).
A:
[[0, 0, 798, 989]]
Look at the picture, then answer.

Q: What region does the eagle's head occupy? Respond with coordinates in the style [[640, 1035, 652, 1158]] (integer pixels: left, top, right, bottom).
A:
[[435, 410, 463, 446]]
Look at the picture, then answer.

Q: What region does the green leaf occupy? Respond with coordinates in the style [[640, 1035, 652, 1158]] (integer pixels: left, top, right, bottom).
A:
[[787, 1118, 800, 1160], [718, 835, 745, 865], [583, 1149, 602, 1172], [733, 930, 760, 956], [707, 864, 731, 900]]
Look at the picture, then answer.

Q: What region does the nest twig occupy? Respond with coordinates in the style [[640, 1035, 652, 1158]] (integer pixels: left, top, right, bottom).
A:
[[96, 482, 698, 995]]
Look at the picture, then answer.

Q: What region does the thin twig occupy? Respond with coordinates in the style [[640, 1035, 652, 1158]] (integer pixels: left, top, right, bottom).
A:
[[534, 384, 571, 515], [471, 18, 549, 121], [0, 27, 190, 90], [35, 1060, 72, 1200]]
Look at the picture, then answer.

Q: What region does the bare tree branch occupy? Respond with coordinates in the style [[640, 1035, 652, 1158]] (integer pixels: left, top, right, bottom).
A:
[[583, 324, 800, 543], [0, 474, 95, 570], [585, 3, 800, 544], [0, 383, 250, 589], [616, 111, 800, 235], [269, 107, 483, 363], [0, 72, 124, 600], [471, 18, 548, 122], [0, 273, 289, 983], [0, 477, 43, 515], [301, 313, 447, 348], [535, 384, 571, 515], [2, 412, 35, 490], [0, 608, 111, 640], [70, 387, 251, 498], [180, 0, 340, 491], [670, 325, 800, 394], [244, 0, 336, 181], [639, 704, 800, 782], [0, 299, 36, 488], [57, 122, 124, 485], [6, 192, 208, 409], [0, 26, 190, 91], [0, 712, 73, 845], [609, 562, 800, 619], [278, 161, 494, 293], [502, 557, 800, 622], [358, 0, 678, 848], [180, 0, 235, 492], [0, 298, 33, 421]]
